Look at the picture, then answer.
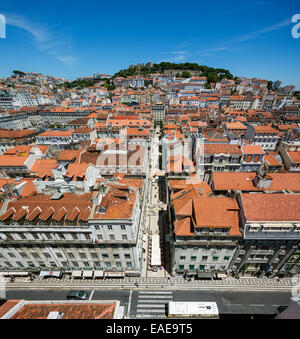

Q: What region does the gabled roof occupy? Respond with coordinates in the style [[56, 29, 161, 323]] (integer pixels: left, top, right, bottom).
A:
[[0, 193, 93, 223], [30, 159, 58, 178], [58, 150, 81, 162], [0, 155, 29, 167], [66, 163, 90, 179]]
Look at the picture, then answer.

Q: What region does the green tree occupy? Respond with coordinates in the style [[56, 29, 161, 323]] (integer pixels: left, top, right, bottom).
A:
[[181, 71, 191, 78], [267, 81, 273, 91], [13, 70, 26, 77]]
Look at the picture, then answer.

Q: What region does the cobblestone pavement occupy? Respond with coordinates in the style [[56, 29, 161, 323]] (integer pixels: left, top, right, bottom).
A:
[[1, 276, 294, 291]]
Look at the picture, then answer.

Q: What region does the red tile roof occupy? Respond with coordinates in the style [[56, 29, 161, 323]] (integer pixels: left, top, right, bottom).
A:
[[213, 172, 300, 192], [92, 186, 137, 220], [172, 196, 241, 237], [0, 155, 29, 167], [0, 193, 93, 223], [242, 145, 265, 155], [240, 193, 300, 221], [66, 163, 90, 179], [203, 144, 241, 155], [4, 302, 116, 319], [288, 152, 300, 164], [58, 150, 81, 162], [30, 159, 58, 178]]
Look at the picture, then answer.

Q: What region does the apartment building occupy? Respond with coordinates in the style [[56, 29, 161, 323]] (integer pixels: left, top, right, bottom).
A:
[[0, 91, 15, 110], [169, 192, 242, 279], [96, 143, 148, 176], [211, 172, 300, 194], [200, 144, 242, 173], [240, 145, 265, 172], [0, 129, 39, 155], [0, 112, 33, 130], [244, 125, 280, 151], [228, 193, 300, 278], [224, 121, 247, 137], [0, 154, 39, 178], [0, 183, 143, 276], [151, 103, 166, 121], [40, 107, 91, 126], [230, 96, 253, 110], [71, 127, 97, 143], [0, 193, 94, 272], [88, 184, 142, 276], [278, 141, 300, 172], [36, 130, 74, 149]]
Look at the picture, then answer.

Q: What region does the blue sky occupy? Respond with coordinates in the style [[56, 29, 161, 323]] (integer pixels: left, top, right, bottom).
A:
[[0, 0, 300, 88]]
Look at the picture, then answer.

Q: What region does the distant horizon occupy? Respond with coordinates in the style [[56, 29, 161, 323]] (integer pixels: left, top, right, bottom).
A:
[[1, 62, 299, 91], [0, 0, 300, 89]]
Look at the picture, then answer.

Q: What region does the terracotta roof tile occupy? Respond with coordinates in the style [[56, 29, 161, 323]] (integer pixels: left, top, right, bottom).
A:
[[241, 193, 300, 221], [8, 302, 116, 319]]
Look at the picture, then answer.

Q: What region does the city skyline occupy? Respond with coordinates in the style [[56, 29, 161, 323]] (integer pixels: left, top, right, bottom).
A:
[[0, 0, 300, 322], [0, 0, 300, 88]]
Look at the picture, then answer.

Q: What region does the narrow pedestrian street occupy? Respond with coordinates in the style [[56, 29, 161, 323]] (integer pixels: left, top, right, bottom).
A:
[[141, 127, 170, 278]]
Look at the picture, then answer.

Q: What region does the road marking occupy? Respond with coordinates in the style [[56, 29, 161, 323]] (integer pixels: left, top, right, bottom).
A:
[[89, 290, 94, 300], [137, 304, 166, 308], [138, 291, 172, 294], [137, 309, 166, 314], [136, 299, 169, 303], [249, 304, 265, 307], [136, 314, 165, 318], [127, 290, 133, 318], [138, 295, 173, 299]]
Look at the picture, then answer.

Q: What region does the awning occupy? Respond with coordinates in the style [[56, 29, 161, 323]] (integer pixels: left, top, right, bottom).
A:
[[197, 272, 216, 279], [263, 223, 293, 228], [71, 270, 82, 278], [125, 271, 140, 277], [39, 271, 62, 278], [93, 270, 104, 278], [1, 272, 12, 276], [105, 272, 125, 278], [151, 234, 161, 266], [9, 272, 29, 277], [185, 271, 195, 276], [82, 271, 93, 278]]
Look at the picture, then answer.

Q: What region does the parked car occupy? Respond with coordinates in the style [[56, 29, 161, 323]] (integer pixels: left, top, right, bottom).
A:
[[66, 290, 89, 300]]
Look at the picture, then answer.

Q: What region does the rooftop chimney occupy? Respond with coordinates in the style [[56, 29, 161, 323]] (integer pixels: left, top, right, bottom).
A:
[[253, 172, 273, 189]]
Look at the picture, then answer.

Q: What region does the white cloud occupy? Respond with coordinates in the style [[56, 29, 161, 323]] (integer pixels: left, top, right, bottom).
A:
[[169, 50, 187, 62], [56, 56, 79, 66], [230, 19, 291, 44], [6, 14, 78, 66]]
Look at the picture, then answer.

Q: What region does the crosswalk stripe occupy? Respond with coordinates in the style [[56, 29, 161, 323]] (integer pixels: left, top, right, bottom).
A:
[[137, 309, 166, 314], [138, 291, 173, 294], [137, 304, 166, 308], [136, 315, 165, 318], [136, 299, 170, 304], [138, 296, 173, 299]]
